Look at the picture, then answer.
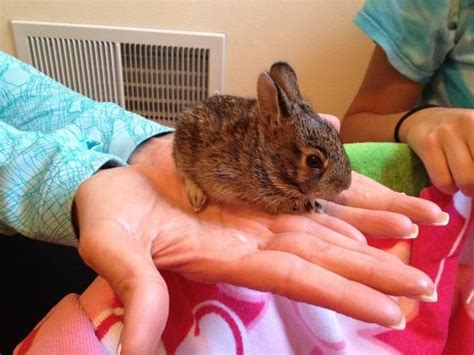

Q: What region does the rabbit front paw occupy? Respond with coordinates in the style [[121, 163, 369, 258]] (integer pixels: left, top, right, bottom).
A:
[[185, 178, 207, 212], [303, 198, 324, 213]]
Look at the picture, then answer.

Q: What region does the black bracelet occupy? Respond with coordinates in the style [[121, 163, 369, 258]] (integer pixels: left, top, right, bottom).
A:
[[394, 104, 439, 143]]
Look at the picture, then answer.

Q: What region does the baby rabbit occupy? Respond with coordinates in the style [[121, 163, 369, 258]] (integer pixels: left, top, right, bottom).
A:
[[173, 62, 352, 214]]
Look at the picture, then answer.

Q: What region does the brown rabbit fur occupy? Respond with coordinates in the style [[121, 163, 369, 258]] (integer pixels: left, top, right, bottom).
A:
[[173, 62, 352, 214]]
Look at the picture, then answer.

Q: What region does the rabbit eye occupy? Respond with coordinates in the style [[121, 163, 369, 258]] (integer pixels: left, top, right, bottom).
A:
[[306, 154, 324, 170]]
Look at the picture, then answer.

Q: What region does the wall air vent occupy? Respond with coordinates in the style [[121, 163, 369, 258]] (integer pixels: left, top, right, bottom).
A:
[[12, 21, 226, 126]]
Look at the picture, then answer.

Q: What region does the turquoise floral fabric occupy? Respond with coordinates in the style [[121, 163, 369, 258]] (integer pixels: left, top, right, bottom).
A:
[[355, 0, 474, 108], [0, 51, 173, 246]]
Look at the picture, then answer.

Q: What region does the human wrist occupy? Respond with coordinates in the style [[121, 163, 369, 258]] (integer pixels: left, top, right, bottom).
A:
[[128, 133, 174, 165], [394, 105, 439, 143]]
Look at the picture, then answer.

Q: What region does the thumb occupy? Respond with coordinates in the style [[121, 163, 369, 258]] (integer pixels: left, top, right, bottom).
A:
[[319, 113, 341, 131], [79, 222, 169, 354], [118, 270, 169, 354]]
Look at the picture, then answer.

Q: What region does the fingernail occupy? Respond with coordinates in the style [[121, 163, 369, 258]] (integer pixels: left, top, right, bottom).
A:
[[420, 289, 438, 303], [389, 315, 406, 330], [432, 212, 450, 226], [117, 343, 122, 355], [401, 224, 418, 239]]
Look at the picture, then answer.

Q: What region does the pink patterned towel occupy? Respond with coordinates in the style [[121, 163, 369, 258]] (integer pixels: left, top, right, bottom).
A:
[[15, 187, 474, 355]]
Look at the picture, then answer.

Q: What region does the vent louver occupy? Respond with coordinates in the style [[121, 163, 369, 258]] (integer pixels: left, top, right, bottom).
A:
[[13, 21, 225, 126], [27, 37, 121, 104], [121, 44, 210, 125]]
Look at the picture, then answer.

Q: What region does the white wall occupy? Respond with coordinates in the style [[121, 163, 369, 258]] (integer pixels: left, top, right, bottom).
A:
[[0, 0, 374, 118]]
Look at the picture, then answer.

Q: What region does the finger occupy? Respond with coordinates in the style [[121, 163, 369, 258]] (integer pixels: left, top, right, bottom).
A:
[[335, 172, 446, 225], [119, 272, 169, 355], [322, 201, 417, 239], [466, 130, 474, 158], [319, 113, 341, 131], [221, 249, 404, 328], [269, 215, 402, 263], [306, 212, 367, 243], [418, 143, 458, 195], [443, 136, 474, 196], [269, 213, 366, 243], [79, 222, 168, 354], [265, 233, 434, 299]]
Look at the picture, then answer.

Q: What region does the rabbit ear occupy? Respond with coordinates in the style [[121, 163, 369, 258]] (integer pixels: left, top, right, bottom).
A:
[[269, 62, 301, 102], [257, 72, 281, 121]]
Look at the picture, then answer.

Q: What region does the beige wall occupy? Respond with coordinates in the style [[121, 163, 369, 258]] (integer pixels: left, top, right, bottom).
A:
[[0, 0, 374, 118]]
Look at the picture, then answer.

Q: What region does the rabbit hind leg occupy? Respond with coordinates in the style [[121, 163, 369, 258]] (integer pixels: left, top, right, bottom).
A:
[[185, 178, 208, 212]]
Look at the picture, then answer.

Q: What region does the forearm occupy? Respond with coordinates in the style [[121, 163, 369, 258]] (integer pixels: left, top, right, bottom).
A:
[[340, 44, 425, 144], [340, 111, 407, 143], [0, 51, 173, 162], [0, 122, 123, 245]]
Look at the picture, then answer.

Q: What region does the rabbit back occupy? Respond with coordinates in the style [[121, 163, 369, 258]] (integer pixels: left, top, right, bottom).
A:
[[173, 95, 266, 205]]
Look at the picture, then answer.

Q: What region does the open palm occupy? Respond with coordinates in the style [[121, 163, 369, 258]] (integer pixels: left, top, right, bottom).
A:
[[74, 134, 445, 354]]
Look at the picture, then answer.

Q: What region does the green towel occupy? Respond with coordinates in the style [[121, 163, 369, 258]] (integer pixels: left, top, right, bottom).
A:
[[345, 143, 430, 197]]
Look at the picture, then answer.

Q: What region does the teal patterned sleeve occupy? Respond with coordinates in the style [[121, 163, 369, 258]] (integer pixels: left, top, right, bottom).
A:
[[0, 50, 173, 245], [0, 121, 123, 246], [354, 0, 456, 84], [0, 51, 174, 161]]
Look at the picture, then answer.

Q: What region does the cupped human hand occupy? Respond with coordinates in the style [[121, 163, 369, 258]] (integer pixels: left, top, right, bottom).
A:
[[75, 165, 428, 353], [75, 133, 451, 353], [398, 106, 474, 197]]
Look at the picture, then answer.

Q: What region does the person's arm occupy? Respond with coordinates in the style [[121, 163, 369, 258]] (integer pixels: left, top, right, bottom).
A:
[[0, 50, 175, 244], [341, 45, 474, 197], [0, 51, 173, 163], [342, 0, 473, 196], [0, 121, 123, 245], [340, 45, 424, 143]]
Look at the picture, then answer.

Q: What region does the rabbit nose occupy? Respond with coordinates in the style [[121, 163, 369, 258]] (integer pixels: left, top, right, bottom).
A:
[[335, 174, 352, 193], [334, 185, 346, 194], [342, 173, 352, 190]]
